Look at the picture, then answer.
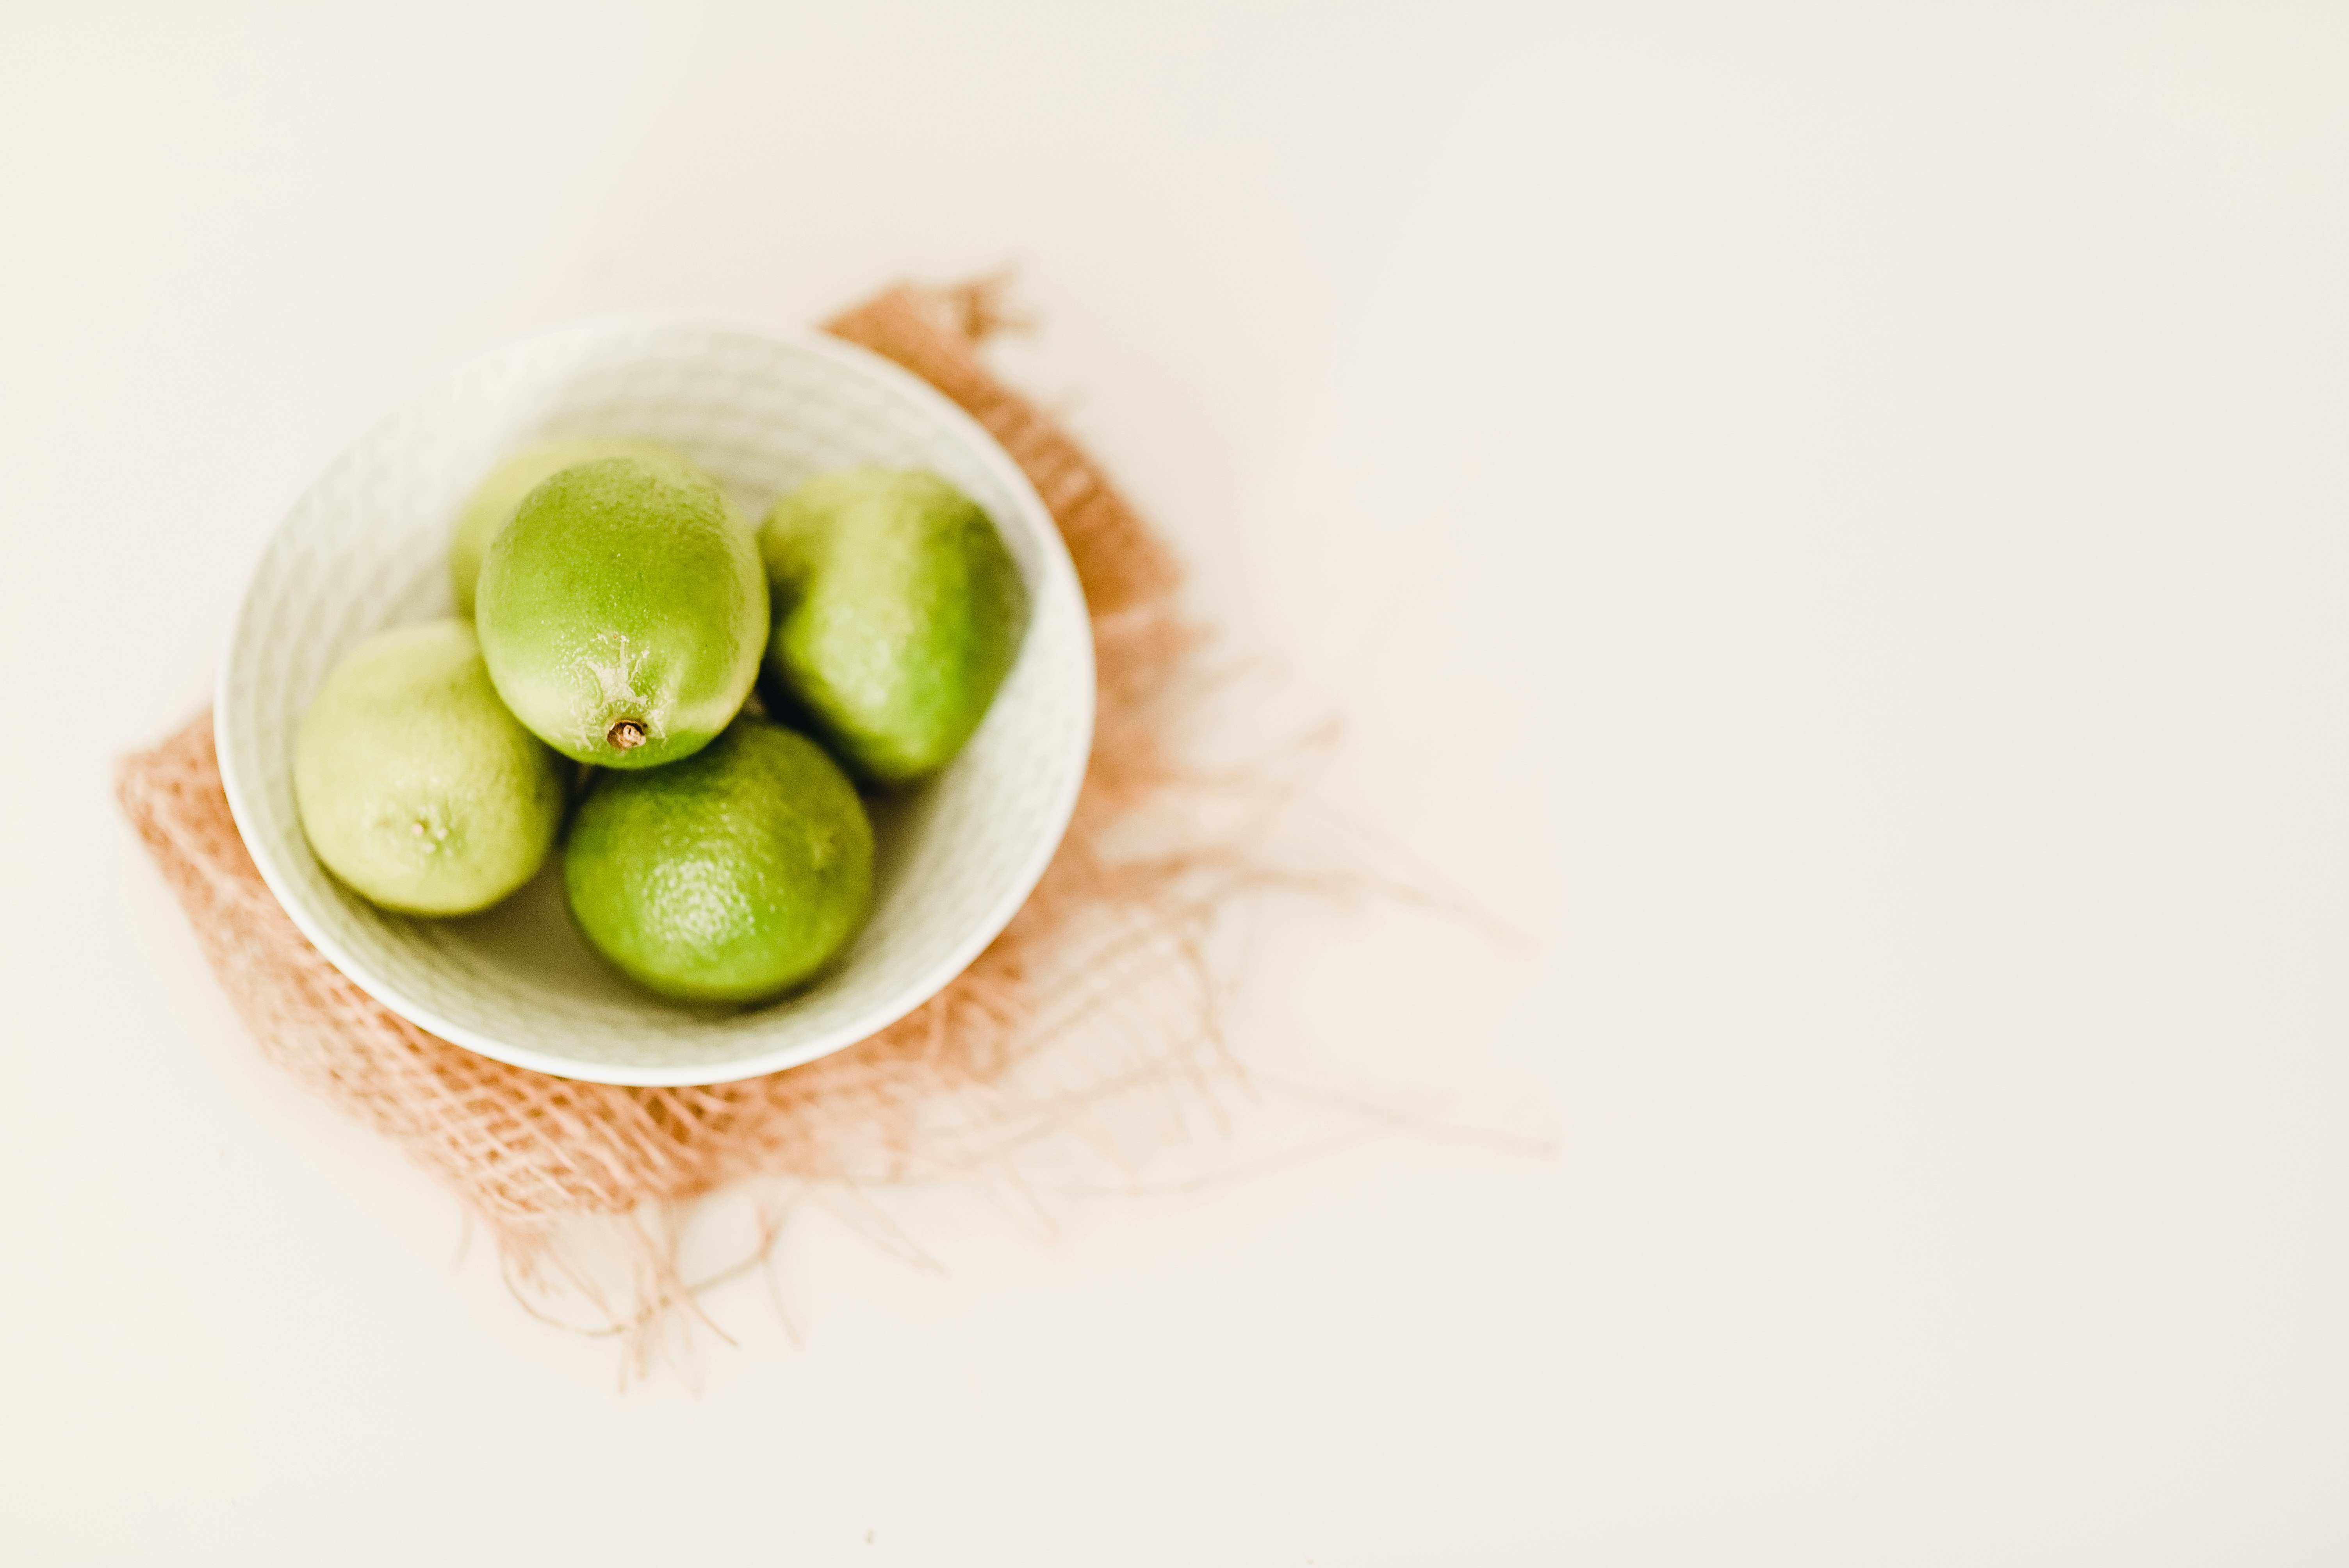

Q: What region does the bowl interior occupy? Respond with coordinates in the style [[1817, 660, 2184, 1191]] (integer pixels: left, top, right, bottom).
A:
[[217, 322, 1093, 1085]]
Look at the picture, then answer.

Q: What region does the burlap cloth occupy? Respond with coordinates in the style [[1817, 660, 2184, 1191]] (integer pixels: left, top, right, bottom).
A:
[[117, 282, 1282, 1364]]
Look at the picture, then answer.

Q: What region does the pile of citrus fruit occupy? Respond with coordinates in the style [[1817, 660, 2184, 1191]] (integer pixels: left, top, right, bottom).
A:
[[293, 441, 1025, 1004]]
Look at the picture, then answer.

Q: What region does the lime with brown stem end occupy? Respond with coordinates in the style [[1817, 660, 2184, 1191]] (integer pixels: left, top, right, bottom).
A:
[[476, 454, 768, 770]]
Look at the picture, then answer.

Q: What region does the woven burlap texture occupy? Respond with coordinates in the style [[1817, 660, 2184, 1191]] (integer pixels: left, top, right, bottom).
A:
[[117, 282, 1259, 1353]]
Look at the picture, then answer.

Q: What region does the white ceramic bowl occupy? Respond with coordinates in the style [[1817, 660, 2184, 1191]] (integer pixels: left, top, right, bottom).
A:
[[217, 321, 1093, 1086]]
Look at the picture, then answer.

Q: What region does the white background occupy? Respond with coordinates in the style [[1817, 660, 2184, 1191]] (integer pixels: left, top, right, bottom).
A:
[[4, 2, 2346, 1561]]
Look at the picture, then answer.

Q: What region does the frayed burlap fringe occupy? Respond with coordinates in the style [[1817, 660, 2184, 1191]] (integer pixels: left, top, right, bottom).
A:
[[116, 282, 1278, 1375]]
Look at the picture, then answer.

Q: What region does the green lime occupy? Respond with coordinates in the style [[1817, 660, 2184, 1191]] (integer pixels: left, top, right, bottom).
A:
[[447, 437, 682, 618], [563, 717, 875, 1002], [476, 454, 768, 770], [294, 618, 569, 916], [758, 468, 1026, 788]]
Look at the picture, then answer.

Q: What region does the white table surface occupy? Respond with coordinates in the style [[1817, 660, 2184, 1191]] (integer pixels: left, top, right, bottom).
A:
[[5, 4, 2346, 1561]]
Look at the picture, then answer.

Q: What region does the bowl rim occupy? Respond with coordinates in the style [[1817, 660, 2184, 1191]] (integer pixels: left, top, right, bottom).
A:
[[215, 316, 1095, 1086]]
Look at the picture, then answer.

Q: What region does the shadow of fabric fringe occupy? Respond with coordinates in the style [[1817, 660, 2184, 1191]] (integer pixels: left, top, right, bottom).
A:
[[116, 280, 1317, 1378]]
